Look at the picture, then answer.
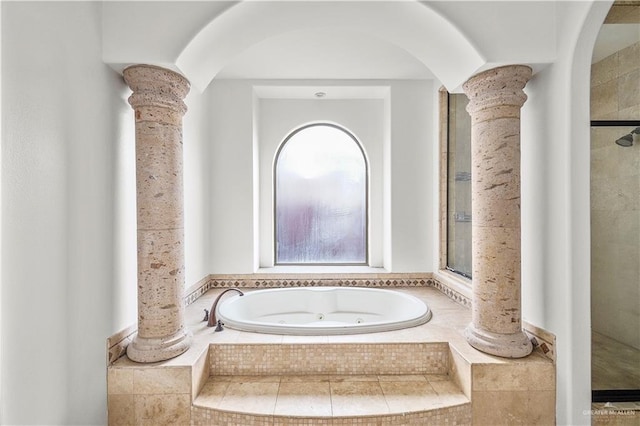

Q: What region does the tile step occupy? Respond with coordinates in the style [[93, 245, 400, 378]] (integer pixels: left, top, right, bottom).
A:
[[192, 374, 471, 425]]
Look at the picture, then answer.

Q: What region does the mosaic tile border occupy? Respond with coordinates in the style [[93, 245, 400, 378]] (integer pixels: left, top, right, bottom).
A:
[[186, 273, 472, 308], [430, 278, 471, 309], [209, 343, 449, 376], [191, 403, 472, 425], [523, 320, 556, 363], [185, 275, 215, 306], [107, 324, 136, 365]]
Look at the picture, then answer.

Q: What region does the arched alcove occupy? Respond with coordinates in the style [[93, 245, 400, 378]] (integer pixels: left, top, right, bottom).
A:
[[175, 1, 485, 91]]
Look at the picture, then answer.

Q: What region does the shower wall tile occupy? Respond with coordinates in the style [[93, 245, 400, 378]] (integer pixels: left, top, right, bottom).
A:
[[618, 42, 640, 76], [591, 78, 619, 119], [590, 136, 640, 178], [591, 51, 619, 86], [599, 211, 639, 247], [613, 146, 640, 177], [590, 176, 639, 211], [590, 148, 610, 178], [618, 69, 640, 111], [591, 41, 640, 121], [597, 111, 620, 120], [619, 104, 640, 121], [591, 127, 621, 150]]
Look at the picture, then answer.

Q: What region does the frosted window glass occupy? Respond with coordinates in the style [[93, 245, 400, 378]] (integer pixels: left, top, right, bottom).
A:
[[275, 124, 367, 264]]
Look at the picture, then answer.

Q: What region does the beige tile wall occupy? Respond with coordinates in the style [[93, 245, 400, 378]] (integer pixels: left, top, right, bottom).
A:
[[591, 41, 640, 120], [107, 361, 195, 425], [467, 352, 555, 425]]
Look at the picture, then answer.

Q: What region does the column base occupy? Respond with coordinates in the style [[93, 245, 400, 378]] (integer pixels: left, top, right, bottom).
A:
[[465, 323, 533, 358], [127, 328, 192, 363]]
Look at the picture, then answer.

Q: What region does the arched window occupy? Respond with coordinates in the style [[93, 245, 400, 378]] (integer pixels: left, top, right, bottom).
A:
[[274, 123, 368, 264]]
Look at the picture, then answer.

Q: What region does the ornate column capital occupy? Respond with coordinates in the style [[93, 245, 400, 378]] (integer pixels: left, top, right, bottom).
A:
[[463, 65, 532, 122], [123, 64, 190, 118]]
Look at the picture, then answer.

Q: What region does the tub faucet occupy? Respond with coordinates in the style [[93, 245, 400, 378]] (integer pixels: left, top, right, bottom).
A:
[[204, 288, 244, 330]]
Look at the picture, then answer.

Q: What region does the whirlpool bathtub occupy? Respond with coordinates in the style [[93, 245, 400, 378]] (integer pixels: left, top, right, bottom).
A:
[[216, 287, 432, 335]]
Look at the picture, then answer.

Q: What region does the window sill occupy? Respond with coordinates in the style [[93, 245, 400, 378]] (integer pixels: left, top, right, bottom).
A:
[[257, 265, 388, 274], [433, 269, 472, 301]]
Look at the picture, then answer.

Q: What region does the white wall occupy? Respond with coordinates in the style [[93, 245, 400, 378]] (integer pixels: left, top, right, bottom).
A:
[[521, 2, 612, 425], [1, 2, 134, 424], [208, 81, 257, 272], [388, 81, 434, 271], [206, 79, 434, 273], [1, 4, 210, 423], [184, 88, 212, 286], [102, 1, 233, 73], [428, 1, 556, 75], [0, 2, 4, 420]]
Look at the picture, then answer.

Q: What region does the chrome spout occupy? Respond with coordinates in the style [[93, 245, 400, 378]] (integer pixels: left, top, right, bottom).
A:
[[206, 288, 244, 328]]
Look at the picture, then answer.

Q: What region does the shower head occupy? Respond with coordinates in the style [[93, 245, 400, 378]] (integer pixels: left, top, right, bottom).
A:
[[616, 133, 634, 147], [615, 127, 640, 147]]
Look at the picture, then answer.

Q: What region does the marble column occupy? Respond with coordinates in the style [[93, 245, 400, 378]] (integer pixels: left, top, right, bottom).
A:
[[124, 65, 192, 363], [463, 65, 533, 358]]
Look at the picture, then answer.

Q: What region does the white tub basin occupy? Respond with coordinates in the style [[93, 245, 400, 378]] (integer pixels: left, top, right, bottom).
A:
[[217, 287, 432, 335]]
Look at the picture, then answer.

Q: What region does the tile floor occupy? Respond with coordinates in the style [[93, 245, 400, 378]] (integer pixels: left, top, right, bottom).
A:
[[591, 402, 640, 426], [590, 333, 640, 425], [592, 331, 640, 390]]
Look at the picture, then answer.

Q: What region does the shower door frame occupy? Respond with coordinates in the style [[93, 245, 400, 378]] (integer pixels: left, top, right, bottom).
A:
[[590, 119, 640, 403]]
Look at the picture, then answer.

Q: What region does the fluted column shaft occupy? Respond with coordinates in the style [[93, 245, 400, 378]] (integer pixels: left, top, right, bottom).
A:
[[124, 65, 191, 363], [463, 65, 533, 358]]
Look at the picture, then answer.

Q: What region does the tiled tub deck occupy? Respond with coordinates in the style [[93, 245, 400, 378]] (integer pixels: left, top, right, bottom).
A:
[[107, 286, 555, 425]]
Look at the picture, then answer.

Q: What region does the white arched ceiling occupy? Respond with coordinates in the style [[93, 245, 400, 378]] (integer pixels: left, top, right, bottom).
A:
[[215, 28, 435, 80], [175, 1, 485, 91]]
